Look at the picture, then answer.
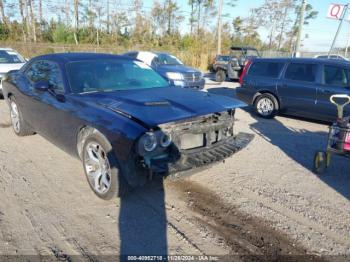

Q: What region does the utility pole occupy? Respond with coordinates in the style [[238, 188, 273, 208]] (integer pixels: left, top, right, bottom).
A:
[[295, 0, 306, 57], [345, 25, 350, 58], [217, 0, 223, 55]]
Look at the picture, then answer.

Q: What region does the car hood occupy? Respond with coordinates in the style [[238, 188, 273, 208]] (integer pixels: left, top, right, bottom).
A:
[[156, 64, 201, 75], [0, 63, 25, 74], [79, 87, 246, 127]]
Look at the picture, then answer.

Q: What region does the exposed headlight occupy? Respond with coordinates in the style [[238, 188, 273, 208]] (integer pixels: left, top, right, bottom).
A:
[[142, 132, 157, 152], [160, 133, 172, 147], [166, 72, 184, 80]]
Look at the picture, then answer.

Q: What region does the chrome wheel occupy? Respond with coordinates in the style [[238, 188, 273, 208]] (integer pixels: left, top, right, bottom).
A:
[[84, 142, 111, 194], [10, 101, 20, 133], [257, 97, 274, 116]]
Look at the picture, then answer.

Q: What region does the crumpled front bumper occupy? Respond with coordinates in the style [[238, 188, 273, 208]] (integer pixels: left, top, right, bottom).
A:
[[149, 132, 254, 178]]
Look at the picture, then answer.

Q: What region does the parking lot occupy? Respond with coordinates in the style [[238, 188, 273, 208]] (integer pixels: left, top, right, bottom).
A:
[[0, 80, 350, 259]]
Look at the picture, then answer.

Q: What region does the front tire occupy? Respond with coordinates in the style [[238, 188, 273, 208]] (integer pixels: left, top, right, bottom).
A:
[[254, 94, 278, 119], [9, 96, 35, 136], [215, 69, 226, 82], [82, 132, 129, 200]]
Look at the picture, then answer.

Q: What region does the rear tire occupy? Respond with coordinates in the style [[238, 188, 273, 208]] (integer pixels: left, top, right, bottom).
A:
[[313, 151, 327, 175], [254, 94, 278, 119], [9, 96, 35, 136], [215, 69, 226, 82], [82, 131, 130, 200]]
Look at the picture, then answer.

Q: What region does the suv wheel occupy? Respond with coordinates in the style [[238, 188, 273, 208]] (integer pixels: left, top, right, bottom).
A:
[[254, 94, 278, 118], [215, 69, 226, 82]]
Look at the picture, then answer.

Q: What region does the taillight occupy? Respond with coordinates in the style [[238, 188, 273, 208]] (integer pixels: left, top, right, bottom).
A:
[[344, 131, 350, 151], [239, 60, 252, 85]]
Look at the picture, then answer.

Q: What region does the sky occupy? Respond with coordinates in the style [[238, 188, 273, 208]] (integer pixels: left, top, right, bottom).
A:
[[141, 0, 350, 52]]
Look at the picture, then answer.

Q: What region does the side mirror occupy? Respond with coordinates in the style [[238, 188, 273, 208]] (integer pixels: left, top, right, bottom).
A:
[[34, 80, 49, 92]]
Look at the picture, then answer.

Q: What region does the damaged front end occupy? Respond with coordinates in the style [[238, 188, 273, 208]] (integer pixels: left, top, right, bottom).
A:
[[135, 110, 252, 178]]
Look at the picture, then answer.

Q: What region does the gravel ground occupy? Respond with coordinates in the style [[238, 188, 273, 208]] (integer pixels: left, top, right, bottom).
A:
[[0, 79, 349, 261]]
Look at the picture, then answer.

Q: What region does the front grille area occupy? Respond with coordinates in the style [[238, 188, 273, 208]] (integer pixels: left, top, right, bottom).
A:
[[159, 112, 234, 148], [142, 111, 240, 176], [183, 72, 202, 82]]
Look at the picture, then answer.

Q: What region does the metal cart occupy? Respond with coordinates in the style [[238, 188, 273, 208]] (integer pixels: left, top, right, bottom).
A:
[[314, 94, 350, 175]]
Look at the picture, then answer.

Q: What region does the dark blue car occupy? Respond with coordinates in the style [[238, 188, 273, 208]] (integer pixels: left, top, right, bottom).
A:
[[236, 58, 350, 121], [2, 53, 245, 200], [122, 51, 205, 90]]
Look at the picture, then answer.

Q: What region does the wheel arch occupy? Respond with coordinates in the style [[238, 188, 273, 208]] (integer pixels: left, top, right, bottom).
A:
[[76, 124, 147, 189], [215, 66, 227, 72], [76, 125, 115, 160]]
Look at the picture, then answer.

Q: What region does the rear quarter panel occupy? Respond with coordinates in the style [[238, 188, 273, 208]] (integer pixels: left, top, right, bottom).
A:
[[236, 63, 282, 105]]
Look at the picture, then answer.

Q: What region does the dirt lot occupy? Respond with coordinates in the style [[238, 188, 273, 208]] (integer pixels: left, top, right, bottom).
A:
[[0, 81, 350, 261]]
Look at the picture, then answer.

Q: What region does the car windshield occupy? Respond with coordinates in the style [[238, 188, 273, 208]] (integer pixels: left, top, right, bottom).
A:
[[0, 50, 25, 64], [231, 48, 259, 58], [155, 54, 183, 65], [67, 59, 169, 93], [216, 56, 230, 62]]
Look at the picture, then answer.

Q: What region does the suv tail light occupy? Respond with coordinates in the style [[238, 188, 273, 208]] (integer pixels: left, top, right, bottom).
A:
[[239, 60, 252, 85], [344, 131, 350, 151]]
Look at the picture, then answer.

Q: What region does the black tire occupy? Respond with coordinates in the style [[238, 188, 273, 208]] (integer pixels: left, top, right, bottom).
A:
[[215, 69, 226, 82], [82, 131, 130, 200], [8, 96, 35, 136], [313, 151, 327, 175], [254, 94, 279, 119]]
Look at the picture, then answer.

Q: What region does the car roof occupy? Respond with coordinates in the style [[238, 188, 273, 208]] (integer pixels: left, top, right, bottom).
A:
[[0, 47, 15, 51], [124, 51, 172, 56], [31, 52, 133, 63], [251, 57, 350, 66]]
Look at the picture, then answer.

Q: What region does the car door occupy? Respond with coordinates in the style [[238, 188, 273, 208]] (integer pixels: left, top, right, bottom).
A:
[[24, 60, 79, 151], [277, 62, 319, 116], [316, 64, 350, 121], [18, 60, 50, 128]]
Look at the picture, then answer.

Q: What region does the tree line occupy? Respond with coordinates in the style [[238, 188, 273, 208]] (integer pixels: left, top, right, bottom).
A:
[[0, 0, 318, 55]]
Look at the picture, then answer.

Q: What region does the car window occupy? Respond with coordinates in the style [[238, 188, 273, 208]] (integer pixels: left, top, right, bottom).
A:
[[151, 57, 160, 67], [248, 61, 284, 78], [216, 56, 230, 62], [0, 50, 25, 63], [156, 54, 183, 65], [25, 60, 65, 92], [324, 65, 350, 86], [284, 63, 317, 82]]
